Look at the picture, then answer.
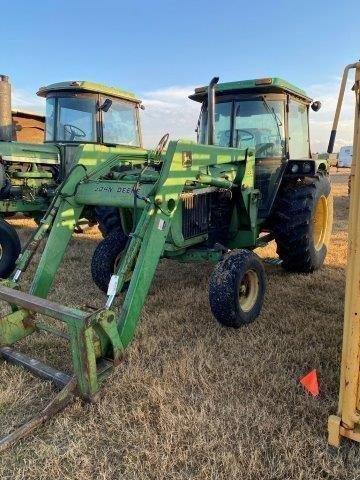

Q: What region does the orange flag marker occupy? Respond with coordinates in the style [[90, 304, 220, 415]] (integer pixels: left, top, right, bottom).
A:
[[299, 369, 319, 396]]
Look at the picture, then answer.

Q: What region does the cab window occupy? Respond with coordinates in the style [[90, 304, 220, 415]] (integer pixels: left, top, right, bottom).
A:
[[199, 101, 232, 146], [103, 100, 140, 146], [288, 100, 310, 158], [45, 97, 55, 141], [57, 97, 97, 142], [234, 100, 285, 158]]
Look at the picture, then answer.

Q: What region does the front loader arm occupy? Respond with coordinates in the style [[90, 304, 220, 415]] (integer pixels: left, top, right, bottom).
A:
[[25, 144, 149, 298], [112, 140, 255, 348], [0, 140, 253, 400]]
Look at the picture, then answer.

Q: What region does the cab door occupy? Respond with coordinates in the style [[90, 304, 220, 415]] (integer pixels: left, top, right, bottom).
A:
[[233, 94, 286, 217], [288, 98, 311, 159]]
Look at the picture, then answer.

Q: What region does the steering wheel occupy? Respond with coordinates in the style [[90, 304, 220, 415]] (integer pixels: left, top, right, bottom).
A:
[[153, 133, 169, 161], [255, 142, 274, 156], [234, 129, 255, 146], [64, 124, 86, 141]]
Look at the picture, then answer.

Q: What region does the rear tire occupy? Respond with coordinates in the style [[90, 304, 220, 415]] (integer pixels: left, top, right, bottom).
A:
[[273, 174, 333, 272], [0, 219, 21, 279], [209, 249, 266, 328], [91, 228, 129, 293]]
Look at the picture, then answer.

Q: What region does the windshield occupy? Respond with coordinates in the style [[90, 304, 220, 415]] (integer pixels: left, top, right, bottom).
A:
[[103, 100, 140, 146], [199, 99, 285, 158], [46, 96, 97, 142], [199, 101, 232, 146], [234, 100, 285, 157]]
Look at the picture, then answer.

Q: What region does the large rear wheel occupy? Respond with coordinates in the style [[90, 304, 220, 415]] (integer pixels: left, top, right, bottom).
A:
[[273, 174, 333, 272], [0, 219, 21, 279]]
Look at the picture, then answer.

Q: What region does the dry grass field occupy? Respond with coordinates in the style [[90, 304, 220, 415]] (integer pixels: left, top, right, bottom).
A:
[[0, 168, 359, 479]]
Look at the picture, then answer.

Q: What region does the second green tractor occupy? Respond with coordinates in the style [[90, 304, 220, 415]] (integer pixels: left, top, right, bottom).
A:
[[0, 76, 143, 277]]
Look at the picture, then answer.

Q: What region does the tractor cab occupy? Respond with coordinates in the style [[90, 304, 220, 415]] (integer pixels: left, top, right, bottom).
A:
[[190, 77, 321, 216], [37, 81, 143, 148], [36, 80, 143, 178]]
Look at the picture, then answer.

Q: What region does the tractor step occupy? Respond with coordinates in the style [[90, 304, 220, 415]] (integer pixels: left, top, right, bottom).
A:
[[0, 284, 89, 323], [263, 257, 283, 266], [0, 346, 71, 388]]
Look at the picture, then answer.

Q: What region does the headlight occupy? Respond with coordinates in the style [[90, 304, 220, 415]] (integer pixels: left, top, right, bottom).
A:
[[302, 162, 312, 173], [291, 163, 299, 173]]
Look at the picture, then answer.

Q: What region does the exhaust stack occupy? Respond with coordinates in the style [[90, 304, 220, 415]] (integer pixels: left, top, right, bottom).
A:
[[207, 76, 219, 145], [0, 75, 12, 142]]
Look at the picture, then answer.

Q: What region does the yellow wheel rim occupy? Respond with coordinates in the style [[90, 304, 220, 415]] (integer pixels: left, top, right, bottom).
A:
[[313, 195, 328, 251], [239, 269, 259, 312]]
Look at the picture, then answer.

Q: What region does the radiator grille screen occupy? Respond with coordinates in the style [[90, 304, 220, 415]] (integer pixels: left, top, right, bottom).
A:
[[182, 193, 210, 239]]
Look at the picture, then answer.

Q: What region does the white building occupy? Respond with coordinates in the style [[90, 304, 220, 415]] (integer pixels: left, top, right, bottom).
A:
[[338, 146, 353, 167]]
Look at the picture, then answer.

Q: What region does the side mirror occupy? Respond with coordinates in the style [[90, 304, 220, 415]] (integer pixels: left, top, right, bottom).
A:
[[311, 101, 322, 112], [99, 98, 113, 112]]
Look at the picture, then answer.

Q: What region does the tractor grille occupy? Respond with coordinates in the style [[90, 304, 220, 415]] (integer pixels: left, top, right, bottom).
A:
[[181, 190, 211, 239]]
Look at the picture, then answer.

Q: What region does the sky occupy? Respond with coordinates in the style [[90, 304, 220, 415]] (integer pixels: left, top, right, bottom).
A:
[[2, 0, 359, 151]]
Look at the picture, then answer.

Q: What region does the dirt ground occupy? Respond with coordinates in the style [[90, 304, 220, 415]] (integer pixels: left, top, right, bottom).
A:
[[0, 168, 359, 480]]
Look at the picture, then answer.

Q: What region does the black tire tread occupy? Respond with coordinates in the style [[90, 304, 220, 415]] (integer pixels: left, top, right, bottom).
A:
[[0, 219, 21, 278], [91, 228, 128, 292], [94, 207, 122, 237], [272, 174, 332, 273], [209, 249, 266, 328]]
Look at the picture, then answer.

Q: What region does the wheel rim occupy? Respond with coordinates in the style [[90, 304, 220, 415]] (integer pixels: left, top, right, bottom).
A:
[[0, 244, 2, 262], [238, 269, 259, 312], [114, 253, 122, 272], [113, 251, 132, 284], [313, 195, 328, 251]]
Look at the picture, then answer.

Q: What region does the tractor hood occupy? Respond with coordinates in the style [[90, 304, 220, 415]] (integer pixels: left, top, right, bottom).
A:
[[0, 141, 60, 165]]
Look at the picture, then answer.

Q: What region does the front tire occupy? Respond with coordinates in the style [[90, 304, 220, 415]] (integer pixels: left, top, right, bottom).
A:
[[0, 219, 21, 279], [94, 207, 122, 237], [209, 249, 266, 328], [273, 174, 333, 272], [91, 228, 129, 293]]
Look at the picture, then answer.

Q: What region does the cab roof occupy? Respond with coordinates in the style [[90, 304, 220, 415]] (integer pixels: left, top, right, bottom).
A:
[[189, 77, 312, 103], [37, 80, 141, 103]]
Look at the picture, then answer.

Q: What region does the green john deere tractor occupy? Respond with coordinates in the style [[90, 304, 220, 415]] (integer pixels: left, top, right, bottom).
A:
[[0, 75, 143, 277], [191, 76, 332, 273], [0, 75, 333, 449]]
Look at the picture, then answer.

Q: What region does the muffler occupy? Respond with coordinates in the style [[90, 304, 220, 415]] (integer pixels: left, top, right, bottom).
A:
[[207, 76, 219, 145]]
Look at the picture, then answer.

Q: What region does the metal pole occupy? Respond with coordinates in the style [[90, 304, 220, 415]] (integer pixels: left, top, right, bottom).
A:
[[327, 63, 359, 153], [328, 62, 360, 446], [0, 75, 12, 142]]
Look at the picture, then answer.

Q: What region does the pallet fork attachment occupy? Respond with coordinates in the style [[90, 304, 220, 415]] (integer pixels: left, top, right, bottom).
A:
[[0, 376, 76, 453]]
